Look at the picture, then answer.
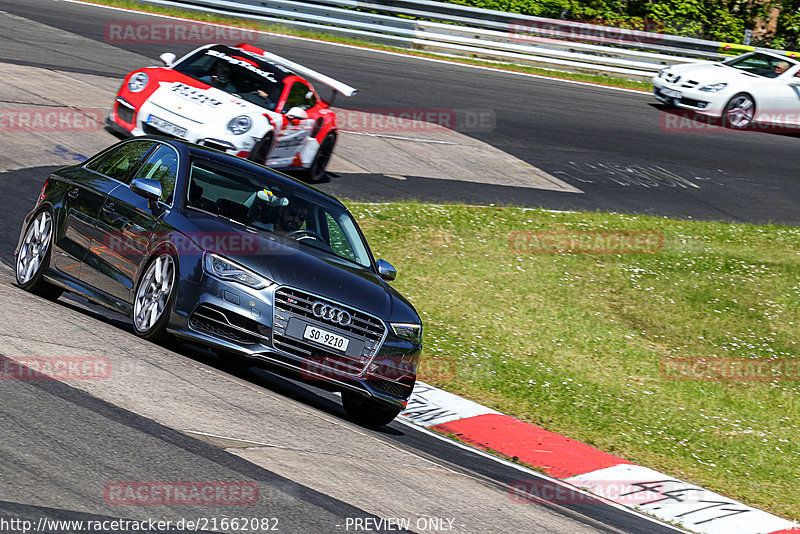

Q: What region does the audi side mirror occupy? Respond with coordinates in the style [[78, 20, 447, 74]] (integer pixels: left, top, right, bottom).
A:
[[376, 259, 396, 281], [130, 178, 162, 201], [285, 107, 308, 121], [160, 53, 176, 67]]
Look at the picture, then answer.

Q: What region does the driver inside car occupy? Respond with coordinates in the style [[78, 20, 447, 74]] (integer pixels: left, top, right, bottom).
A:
[[244, 189, 308, 234]]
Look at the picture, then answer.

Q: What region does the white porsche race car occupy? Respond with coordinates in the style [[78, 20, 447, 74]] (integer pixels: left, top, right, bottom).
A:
[[653, 51, 800, 129], [107, 43, 356, 182]]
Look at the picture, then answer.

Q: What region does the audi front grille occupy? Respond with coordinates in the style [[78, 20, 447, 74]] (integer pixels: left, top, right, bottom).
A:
[[272, 287, 386, 377]]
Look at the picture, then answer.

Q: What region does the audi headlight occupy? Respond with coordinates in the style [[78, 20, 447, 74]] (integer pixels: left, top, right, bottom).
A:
[[128, 72, 149, 93], [699, 82, 727, 93], [227, 115, 252, 135], [390, 322, 423, 344], [203, 252, 273, 289]]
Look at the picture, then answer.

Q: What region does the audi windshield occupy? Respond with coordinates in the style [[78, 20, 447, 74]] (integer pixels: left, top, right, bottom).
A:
[[186, 158, 373, 268]]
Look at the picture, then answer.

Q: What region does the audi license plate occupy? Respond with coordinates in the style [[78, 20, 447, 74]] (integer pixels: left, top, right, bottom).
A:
[[147, 115, 187, 137], [303, 325, 350, 352], [660, 88, 682, 99]]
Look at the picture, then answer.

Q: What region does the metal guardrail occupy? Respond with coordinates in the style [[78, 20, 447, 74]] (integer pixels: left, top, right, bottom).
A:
[[142, 0, 785, 80]]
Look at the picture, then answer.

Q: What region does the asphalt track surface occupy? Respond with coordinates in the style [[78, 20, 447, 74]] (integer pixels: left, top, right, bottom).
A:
[[3, 0, 800, 224], [0, 0, 795, 532]]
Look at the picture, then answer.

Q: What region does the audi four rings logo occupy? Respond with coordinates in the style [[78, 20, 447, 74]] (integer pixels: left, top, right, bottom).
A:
[[312, 301, 352, 326]]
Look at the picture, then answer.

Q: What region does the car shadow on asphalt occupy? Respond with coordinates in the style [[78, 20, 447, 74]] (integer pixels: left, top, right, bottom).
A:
[[649, 102, 800, 137], [51, 292, 404, 435]]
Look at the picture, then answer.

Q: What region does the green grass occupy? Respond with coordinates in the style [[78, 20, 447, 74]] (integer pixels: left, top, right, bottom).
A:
[[349, 201, 800, 520], [82, 0, 650, 91]]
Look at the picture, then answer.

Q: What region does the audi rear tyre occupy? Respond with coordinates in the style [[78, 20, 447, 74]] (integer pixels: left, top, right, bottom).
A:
[[342, 391, 401, 427], [15, 210, 63, 300], [133, 253, 177, 343]]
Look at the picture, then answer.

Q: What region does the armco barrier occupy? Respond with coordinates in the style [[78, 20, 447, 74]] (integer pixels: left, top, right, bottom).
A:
[[142, 0, 793, 80]]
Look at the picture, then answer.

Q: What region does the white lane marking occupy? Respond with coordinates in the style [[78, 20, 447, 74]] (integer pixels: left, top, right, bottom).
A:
[[182, 430, 289, 449], [64, 0, 651, 96], [341, 130, 463, 145], [566, 465, 797, 534]]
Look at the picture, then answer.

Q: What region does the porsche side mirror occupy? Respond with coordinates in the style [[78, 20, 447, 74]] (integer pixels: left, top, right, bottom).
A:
[[285, 107, 308, 121], [376, 259, 396, 281], [160, 53, 177, 67], [131, 178, 162, 201]]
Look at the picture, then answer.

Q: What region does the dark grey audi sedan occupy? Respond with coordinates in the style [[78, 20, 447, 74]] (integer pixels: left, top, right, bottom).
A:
[[14, 136, 422, 425]]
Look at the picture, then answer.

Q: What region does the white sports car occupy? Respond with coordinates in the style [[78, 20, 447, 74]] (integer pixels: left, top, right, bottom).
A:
[[652, 51, 800, 129], [107, 43, 356, 182]]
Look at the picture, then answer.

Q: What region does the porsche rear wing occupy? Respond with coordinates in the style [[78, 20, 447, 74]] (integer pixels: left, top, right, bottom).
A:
[[236, 43, 357, 98]]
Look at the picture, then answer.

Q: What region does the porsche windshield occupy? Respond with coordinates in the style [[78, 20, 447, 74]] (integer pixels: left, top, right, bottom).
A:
[[186, 158, 373, 268], [172, 46, 285, 109]]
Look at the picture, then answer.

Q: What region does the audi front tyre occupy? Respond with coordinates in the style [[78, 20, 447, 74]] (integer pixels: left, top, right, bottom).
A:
[[342, 391, 401, 427], [304, 133, 335, 184], [15, 209, 63, 301], [133, 253, 177, 343]]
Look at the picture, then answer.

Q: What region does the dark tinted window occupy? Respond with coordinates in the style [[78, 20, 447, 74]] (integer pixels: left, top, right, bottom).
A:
[[187, 158, 371, 267], [95, 141, 154, 183], [132, 144, 179, 204]]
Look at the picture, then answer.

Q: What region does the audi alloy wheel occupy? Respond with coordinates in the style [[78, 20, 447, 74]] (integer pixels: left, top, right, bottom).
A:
[[15, 210, 63, 300]]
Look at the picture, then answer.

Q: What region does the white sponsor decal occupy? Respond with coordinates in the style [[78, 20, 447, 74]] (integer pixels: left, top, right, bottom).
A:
[[206, 49, 277, 83]]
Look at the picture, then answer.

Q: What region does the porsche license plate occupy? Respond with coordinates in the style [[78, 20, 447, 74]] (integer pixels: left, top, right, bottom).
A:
[[303, 325, 350, 352], [147, 115, 187, 137], [661, 88, 682, 99]]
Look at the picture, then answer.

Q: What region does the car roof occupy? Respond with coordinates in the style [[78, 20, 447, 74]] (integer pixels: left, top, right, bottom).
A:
[[144, 136, 346, 207]]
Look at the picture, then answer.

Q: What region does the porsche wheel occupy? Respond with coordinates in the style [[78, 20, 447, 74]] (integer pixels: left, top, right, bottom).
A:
[[304, 133, 335, 184], [133, 253, 177, 342], [248, 132, 274, 165], [15, 210, 63, 300], [723, 93, 755, 129], [342, 391, 401, 427]]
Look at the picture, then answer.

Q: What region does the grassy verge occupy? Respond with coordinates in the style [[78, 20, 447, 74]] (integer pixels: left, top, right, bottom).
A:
[[80, 0, 650, 91], [349, 201, 800, 520]]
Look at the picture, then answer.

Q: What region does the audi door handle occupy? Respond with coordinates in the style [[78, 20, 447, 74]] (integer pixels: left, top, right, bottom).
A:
[[68, 188, 79, 199], [102, 203, 115, 214]]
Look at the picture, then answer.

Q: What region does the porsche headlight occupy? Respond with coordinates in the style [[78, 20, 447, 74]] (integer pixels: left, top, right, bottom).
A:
[[699, 82, 727, 93], [203, 252, 273, 289], [227, 115, 252, 135], [390, 322, 423, 344], [128, 72, 149, 93]]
